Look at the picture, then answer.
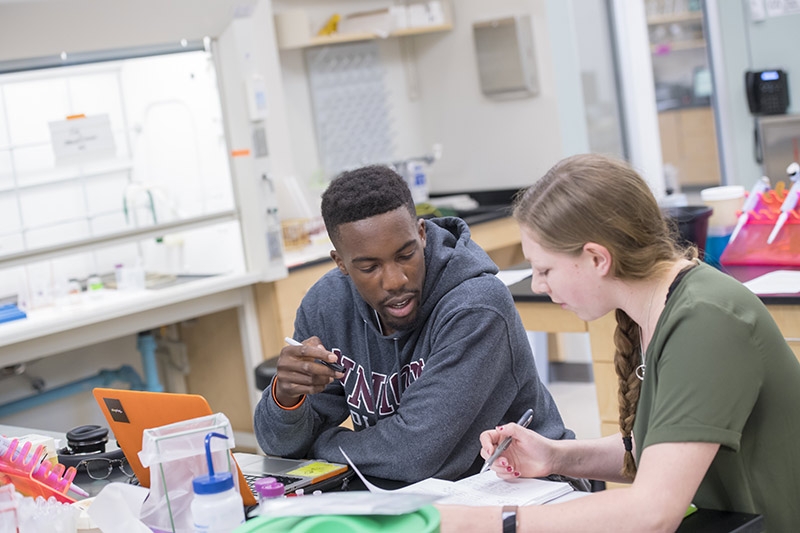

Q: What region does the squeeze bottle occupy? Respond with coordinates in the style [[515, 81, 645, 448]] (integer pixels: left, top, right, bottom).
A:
[[190, 432, 245, 533]]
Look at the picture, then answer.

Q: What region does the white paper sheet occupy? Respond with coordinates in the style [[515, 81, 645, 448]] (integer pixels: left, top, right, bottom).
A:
[[742, 270, 800, 295], [496, 269, 532, 287], [87, 483, 150, 533]]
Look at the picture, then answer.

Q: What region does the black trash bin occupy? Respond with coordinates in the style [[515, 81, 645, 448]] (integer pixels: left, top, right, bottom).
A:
[[661, 205, 713, 256]]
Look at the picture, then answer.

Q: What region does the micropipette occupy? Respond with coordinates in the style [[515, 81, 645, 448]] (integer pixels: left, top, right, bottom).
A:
[[729, 176, 771, 244], [767, 162, 800, 244]]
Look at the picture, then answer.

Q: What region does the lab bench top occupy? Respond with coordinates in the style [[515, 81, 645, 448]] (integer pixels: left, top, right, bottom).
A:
[[508, 264, 800, 306], [0, 271, 261, 367]]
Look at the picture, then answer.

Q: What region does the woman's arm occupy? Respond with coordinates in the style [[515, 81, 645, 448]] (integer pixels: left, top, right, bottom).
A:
[[439, 441, 719, 532]]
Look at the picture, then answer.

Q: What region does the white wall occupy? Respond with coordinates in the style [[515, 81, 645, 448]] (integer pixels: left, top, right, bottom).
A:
[[274, 0, 586, 197], [713, 2, 800, 188], [408, 0, 571, 193]]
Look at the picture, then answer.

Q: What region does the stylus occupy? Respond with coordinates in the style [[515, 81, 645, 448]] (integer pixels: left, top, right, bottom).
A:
[[284, 337, 345, 373]]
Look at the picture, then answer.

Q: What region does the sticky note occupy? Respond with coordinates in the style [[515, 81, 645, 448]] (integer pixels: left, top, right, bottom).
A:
[[287, 462, 345, 477]]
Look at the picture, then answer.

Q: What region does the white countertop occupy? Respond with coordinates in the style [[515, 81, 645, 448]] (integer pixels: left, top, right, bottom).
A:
[[0, 271, 262, 366]]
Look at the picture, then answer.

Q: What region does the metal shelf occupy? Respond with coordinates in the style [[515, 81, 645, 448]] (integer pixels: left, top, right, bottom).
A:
[[279, 23, 453, 50], [651, 39, 707, 54], [646, 11, 703, 25]]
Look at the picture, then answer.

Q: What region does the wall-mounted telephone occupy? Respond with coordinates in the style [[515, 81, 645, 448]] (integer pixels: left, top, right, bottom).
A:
[[746, 69, 789, 115]]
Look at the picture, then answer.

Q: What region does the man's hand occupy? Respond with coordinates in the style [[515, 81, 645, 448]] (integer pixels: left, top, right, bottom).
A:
[[274, 336, 344, 407]]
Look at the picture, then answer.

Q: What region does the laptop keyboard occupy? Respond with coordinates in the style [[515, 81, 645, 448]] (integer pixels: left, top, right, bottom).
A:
[[243, 473, 303, 495]]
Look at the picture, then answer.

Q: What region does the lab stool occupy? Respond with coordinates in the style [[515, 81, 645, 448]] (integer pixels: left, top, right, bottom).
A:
[[254, 356, 280, 391]]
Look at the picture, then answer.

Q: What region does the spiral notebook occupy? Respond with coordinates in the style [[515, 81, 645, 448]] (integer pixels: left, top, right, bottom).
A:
[[91, 388, 351, 505]]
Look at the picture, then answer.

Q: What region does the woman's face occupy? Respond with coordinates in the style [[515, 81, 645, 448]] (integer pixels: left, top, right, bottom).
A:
[[520, 226, 613, 322]]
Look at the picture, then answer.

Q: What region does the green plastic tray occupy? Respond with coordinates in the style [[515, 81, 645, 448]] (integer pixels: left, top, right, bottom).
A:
[[234, 505, 440, 533]]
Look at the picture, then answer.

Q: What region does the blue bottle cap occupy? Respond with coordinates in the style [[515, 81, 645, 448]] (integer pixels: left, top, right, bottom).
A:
[[193, 472, 234, 495]]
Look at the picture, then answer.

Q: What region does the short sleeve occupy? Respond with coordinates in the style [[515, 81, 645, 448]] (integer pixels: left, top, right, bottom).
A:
[[641, 304, 765, 452]]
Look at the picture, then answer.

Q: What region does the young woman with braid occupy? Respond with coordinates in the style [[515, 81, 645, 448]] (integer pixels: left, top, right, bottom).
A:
[[437, 154, 800, 532]]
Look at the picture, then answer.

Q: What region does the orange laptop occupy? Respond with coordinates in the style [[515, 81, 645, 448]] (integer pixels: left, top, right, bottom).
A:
[[91, 388, 350, 506]]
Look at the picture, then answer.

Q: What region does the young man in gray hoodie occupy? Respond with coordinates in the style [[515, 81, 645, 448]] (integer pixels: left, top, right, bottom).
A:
[[254, 165, 574, 483]]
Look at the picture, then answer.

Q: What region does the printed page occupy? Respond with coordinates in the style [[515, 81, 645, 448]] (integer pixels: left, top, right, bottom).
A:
[[448, 471, 573, 506], [400, 472, 573, 507]]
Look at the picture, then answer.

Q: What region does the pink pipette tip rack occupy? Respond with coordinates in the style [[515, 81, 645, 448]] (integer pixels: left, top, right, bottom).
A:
[[0, 438, 77, 503]]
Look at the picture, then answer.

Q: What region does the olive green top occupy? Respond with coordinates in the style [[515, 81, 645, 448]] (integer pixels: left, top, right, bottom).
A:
[[634, 262, 800, 531]]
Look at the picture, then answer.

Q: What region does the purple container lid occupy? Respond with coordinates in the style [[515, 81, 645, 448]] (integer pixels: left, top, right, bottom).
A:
[[253, 477, 284, 498]]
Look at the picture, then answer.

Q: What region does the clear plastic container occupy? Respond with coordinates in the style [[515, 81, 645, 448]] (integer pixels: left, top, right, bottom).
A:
[[87, 274, 103, 291], [701, 185, 745, 236], [253, 477, 284, 515]]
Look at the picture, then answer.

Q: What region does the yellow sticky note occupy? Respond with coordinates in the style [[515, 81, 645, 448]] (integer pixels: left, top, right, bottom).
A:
[[286, 462, 344, 477]]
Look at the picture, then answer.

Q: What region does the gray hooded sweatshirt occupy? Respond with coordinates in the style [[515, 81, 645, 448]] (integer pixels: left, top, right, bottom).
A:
[[254, 217, 573, 482]]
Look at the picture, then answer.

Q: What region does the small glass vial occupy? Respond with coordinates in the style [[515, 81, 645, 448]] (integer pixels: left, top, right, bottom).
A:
[[253, 477, 284, 515], [67, 279, 82, 304]]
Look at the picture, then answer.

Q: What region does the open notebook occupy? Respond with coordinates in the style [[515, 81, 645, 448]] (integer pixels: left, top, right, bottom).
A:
[[91, 388, 350, 506], [340, 447, 572, 507]]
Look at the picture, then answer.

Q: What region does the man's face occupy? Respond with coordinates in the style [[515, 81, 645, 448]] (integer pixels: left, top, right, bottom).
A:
[[331, 207, 427, 335]]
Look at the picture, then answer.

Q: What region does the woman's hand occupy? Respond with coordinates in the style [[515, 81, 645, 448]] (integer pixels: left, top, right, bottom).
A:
[[274, 336, 343, 406], [480, 422, 558, 479]]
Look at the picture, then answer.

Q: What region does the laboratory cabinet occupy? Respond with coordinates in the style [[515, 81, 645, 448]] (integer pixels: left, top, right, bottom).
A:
[[658, 106, 721, 187]]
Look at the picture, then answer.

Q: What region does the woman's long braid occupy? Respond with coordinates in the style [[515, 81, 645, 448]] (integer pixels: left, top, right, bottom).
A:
[[614, 308, 642, 480]]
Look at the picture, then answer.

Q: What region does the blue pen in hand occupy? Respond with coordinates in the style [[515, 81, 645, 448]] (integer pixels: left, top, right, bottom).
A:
[[284, 337, 345, 373], [480, 408, 535, 474]]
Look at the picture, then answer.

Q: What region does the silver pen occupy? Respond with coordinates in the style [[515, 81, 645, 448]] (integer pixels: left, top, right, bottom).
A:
[[479, 408, 535, 474]]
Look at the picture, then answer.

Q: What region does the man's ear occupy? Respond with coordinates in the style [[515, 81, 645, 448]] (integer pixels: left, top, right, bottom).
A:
[[582, 242, 612, 276], [418, 218, 427, 246], [330, 249, 349, 276]]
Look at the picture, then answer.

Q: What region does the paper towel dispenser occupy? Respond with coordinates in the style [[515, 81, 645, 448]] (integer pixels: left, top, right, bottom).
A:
[[472, 15, 539, 99]]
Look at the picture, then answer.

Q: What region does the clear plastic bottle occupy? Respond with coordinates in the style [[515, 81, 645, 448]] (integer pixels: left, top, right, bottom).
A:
[[190, 433, 244, 532], [253, 477, 284, 515]]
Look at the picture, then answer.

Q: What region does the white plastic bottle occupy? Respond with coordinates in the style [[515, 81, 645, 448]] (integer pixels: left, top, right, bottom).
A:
[[191, 432, 245, 532]]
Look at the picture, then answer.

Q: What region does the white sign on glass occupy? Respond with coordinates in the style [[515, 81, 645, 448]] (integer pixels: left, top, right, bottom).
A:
[[48, 114, 115, 165]]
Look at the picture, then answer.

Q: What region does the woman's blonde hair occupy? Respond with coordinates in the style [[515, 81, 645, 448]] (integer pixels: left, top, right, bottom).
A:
[[513, 153, 695, 479]]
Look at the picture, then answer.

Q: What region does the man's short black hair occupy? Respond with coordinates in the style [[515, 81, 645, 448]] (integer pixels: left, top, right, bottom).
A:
[[321, 165, 416, 244]]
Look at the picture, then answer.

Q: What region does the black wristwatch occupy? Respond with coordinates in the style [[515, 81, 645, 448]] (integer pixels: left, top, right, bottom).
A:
[[502, 505, 518, 533]]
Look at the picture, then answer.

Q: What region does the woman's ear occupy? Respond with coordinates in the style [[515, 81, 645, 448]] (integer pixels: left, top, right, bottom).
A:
[[582, 242, 612, 276]]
